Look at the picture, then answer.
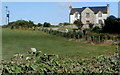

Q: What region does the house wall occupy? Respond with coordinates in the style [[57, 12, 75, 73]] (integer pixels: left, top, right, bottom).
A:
[[81, 7, 95, 24], [95, 13, 108, 24], [107, 4, 110, 17], [69, 5, 110, 24], [70, 12, 80, 24]]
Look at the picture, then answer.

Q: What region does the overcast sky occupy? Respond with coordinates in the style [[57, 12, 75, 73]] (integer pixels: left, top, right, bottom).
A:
[[1, 2, 119, 25]]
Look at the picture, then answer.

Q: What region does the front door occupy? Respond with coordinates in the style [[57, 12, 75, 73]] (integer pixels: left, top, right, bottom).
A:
[[86, 20, 90, 24]]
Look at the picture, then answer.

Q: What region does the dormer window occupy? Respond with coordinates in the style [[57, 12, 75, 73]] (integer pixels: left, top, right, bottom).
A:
[[75, 13, 79, 19], [86, 13, 90, 17], [98, 12, 102, 17]]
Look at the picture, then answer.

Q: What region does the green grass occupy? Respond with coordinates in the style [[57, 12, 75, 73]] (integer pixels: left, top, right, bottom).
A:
[[2, 28, 116, 60]]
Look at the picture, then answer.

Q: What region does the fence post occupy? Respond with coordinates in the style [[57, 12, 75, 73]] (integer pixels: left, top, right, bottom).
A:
[[73, 34, 75, 39], [71, 34, 73, 38], [116, 42, 120, 60], [65, 33, 67, 38], [78, 34, 79, 39], [105, 36, 108, 41], [85, 35, 88, 41], [91, 36, 93, 42], [113, 36, 115, 42], [99, 36, 101, 43]]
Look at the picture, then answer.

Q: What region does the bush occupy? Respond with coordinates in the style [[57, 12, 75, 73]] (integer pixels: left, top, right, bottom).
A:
[[63, 22, 70, 25], [2, 49, 119, 74], [92, 26, 102, 33], [89, 23, 94, 29], [102, 15, 120, 34], [43, 22, 51, 27], [37, 23, 43, 27], [6, 20, 35, 29], [74, 20, 83, 29], [59, 22, 71, 26]]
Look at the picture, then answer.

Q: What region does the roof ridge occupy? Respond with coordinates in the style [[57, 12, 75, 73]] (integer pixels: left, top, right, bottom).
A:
[[83, 6, 107, 8], [89, 6, 107, 7], [70, 5, 107, 15], [73, 8, 81, 9]]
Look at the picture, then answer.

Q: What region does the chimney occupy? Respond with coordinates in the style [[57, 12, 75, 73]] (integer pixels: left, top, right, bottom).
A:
[[107, 4, 110, 17], [69, 5, 72, 10]]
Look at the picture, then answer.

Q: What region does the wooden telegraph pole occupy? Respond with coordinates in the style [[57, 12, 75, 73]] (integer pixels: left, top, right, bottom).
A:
[[5, 6, 10, 25]]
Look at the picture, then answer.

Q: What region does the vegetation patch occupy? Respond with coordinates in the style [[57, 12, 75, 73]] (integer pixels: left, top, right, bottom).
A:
[[1, 49, 120, 74]]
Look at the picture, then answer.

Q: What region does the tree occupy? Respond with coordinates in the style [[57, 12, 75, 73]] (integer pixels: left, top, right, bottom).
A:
[[74, 20, 83, 29], [63, 22, 70, 25], [28, 20, 35, 28], [6, 20, 35, 29], [92, 26, 101, 33], [59, 23, 63, 26], [109, 15, 117, 19], [37, 23, 42, 27], [43, 22, 51, 27], [102, 15, 120, 34], [58, 22, 70, 26], [89, 23, 94, 29]]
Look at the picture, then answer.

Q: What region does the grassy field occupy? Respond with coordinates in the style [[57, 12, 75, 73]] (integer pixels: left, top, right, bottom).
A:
[[2, 28, 116, 60]]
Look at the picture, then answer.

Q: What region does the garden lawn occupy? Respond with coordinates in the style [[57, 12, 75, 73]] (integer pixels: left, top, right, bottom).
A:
[[2, 28, 116, 60]]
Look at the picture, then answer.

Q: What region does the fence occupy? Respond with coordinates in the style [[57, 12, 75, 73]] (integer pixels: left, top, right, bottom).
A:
[[40, 28, 120, 44]]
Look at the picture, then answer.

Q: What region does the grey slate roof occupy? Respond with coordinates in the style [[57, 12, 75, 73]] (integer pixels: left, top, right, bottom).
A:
[[70, 6, 107, 15]]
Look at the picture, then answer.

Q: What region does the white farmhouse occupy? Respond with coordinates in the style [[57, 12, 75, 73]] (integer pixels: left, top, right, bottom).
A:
[[69, 4, 110, 25]]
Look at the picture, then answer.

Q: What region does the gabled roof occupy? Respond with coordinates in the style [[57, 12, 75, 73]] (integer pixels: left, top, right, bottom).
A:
[[70, 6, 107, 15], [89, 6, 107, 14], [70, 8, 85, 15]]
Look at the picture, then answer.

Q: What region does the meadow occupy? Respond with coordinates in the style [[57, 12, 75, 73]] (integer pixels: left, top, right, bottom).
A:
[[2, 28, 116, 60]]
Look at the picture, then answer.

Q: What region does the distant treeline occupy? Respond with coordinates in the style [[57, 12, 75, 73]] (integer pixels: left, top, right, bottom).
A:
[[2, 15, 120, 34], [2, 20, 58, 29]]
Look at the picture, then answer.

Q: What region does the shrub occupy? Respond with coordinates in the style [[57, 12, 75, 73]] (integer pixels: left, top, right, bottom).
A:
[[74, 20, 83, 29], [2, 49, 119, 74], [59, 22, 71, 26], [92, 26, 102, 33], [6, 20, 35, 29], [37, 23, 43, 27], [102, 15, 120, 34], [89, 23, 94, 29], [63, 22, 70, 25], [43, 22, 51, 27]]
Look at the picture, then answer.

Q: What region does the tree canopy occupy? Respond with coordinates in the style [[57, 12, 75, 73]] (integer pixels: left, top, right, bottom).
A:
[[43, 22, 51, 27], [7, 20, 35, 29], [74, 20, 83, 29], [102, 15, 120, 34]]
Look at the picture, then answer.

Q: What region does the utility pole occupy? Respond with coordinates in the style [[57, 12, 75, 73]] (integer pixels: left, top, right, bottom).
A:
[[5, 6, 10, 25], [118, 1, 120, 18], [7, 10, 10, 24], [5, 6, 8, 25]]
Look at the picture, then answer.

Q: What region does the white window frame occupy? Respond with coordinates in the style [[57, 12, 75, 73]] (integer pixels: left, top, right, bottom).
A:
[[86, 13, 90, 17], [98, 12, 102, 17], [75, 13, 79, 19], [98, 20, 103, 24]]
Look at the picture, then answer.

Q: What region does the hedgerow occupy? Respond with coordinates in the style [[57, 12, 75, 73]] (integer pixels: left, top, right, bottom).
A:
[[1, 49, 120, 74]]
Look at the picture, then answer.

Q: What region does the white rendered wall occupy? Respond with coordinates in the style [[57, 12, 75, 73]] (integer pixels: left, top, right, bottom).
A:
[[70, 12, 80, 24], [70, 7, 109, 24], [95, 13, 108, 24], [81, 7, 95, 24]]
